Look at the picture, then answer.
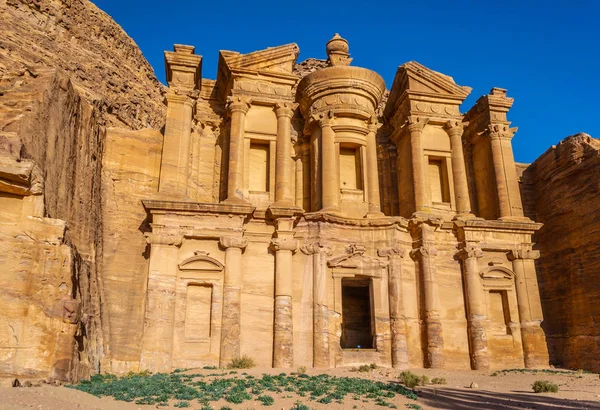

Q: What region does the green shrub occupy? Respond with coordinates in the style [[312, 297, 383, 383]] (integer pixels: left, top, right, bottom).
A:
[[399, 371, 428, 388], [296, 365, 307, 375], [532, 380, 558, 393], [226, 355, 256, 369], [430, 377, 446, 385], [405, 404, 422, 410], [258, 394, 275, 406], [174, 402, 190, 408], [291, 402, 310, 410]]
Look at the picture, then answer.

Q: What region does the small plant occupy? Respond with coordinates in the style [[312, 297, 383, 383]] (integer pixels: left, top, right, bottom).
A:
[[399, 371, 428, 388], [370, 363, 379, 369], [431, 377, 446, 385], [405, 404, 422, 410], [532, 380, 558, 393], [357, 364, 372, 372], [219, 407, 232, 410], [297, 365, 307, 375], [258, 394, 275, 406], [174, 402, 191, 408], [291, 401, 310, 410], [226, 354, 256, 369]]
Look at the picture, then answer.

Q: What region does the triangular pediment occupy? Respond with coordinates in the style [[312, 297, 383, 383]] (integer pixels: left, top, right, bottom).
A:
[[385, 60, 472, 117], [220, 43, 299, 74]]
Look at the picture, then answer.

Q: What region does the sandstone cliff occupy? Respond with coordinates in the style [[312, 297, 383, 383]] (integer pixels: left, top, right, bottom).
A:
[[521, 133, 600, 372], [0, 0, 165, 382]]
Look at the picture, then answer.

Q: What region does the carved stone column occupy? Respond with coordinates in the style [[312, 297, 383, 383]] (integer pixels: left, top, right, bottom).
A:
[[270, 218, 298, 368], [317, 113, 340, 212], [378, 247, 408, 369], [219, 235, 248, 367], [509, 247, 549, 368], [160, 93, 196, 195], [489, 130, 511, 218], [407, 117, 429, 212], [301, 142, 311, 211], [458, 243, 490, 370], [275, 103, 297, 206], [444, 120, 472, 216], [225, 97, 252, 203], [366, 119, 383, 217], [140, 229, 183, 372], [301, 242, 332, 367], [410, 222, 444, 368]]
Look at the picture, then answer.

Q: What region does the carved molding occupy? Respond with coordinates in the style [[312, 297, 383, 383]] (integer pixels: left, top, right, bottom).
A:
[[145, 231, 183, 247], [179, 250, 224, 271], [457, 244, 484, 260], [270, 237, 299, 253], [234, 80, 291, 97], [508, 248, 540, 261], [219, 236, 249, 250], [300, 241, 333, 256], [377, 247, 405, 259], [410, 246, 438, 260], [480, 266, 515, 281], [328, 244, 387, 269], [226, 96, 252, 114]]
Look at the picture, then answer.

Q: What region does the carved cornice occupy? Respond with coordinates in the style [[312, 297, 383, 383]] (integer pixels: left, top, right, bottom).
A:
[[270, 237, 299, 253], [219, 236, 249, 250]]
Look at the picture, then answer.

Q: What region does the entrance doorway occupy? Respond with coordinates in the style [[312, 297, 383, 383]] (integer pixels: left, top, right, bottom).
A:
[[340, 278, 374, 349]]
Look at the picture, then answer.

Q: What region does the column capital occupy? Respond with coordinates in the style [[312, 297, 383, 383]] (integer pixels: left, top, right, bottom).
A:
[[457, 243, 484, 260], [275, 102, 298, 119], [270, 237, 299, 253], [410, 246, 438, 260], [313, 111, 335, 128], [508, 247, 540, 261], [227, 96, 252, 114], [366, 116, 380, 133], [378, 247, 406, 259], [405, 116, 429, 133], [144, 229, 183, 247], [484, 124, 518, 141], [443, 120, 467, 136], [300, 241, 333, 256], [220, 235, 249, 250], [166, 91, 196, 107]]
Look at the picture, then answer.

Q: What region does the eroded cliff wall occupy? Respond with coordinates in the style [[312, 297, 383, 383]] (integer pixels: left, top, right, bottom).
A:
[[0, 0, 165, 381], [522, 133, 600, 372]]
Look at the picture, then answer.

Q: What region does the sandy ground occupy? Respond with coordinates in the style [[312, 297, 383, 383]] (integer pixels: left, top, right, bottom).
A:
[[0, 367, 598, 410]]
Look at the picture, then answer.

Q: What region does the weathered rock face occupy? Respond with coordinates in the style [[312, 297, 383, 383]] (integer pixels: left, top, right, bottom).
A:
[[1, 0, 166, 130], [521, 133, 600, 372], [0, 0, 165, 382]]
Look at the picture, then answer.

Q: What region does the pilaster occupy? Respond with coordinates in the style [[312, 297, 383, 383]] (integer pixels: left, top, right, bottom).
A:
[[219, 235, 248, 366], [406, 116, 430, 213], [316, 112, 340, 213], [274, 102, 298, 206], [224, 96, 252, 204], [443, 120, 472, 217], [366, 118, 383, 217]]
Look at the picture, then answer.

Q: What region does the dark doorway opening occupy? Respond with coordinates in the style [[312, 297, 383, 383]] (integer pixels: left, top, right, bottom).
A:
[[341, 278, 374, 349]]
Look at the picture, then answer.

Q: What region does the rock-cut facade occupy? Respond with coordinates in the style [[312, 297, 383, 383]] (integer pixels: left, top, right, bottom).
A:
[[139, 35, 549, 372]]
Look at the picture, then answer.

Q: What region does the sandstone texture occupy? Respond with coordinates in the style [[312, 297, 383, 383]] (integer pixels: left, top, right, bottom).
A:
[[0, 0, 165, 383], [520, 133, 600, 372]]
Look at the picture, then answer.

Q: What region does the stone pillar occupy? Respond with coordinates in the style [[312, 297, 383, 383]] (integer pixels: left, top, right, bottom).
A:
[[407, 117, 429, 212], [378, 247, 408, 369], [294, 143, 304, 209], [301, 242, 332, 367], [318, 113, 340, 212], [219, 235, 248, 367], [225, 97, 252, 203], [489, 131, 511, 218], [444, 120, 472, 216], [301, 142, 311, 211], [270, 218, 298, 368], [410, 222, 444, 368], [140, 229, 183, 372], [275, 103, 297, 205], [366, 120, 383, 217], [509, 247, 549, 368], [159, 93, 195, 195], [458, 243, 490, 370]]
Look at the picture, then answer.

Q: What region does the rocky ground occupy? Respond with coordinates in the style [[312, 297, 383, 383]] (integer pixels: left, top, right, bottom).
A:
[[0, 367, 598, 410]]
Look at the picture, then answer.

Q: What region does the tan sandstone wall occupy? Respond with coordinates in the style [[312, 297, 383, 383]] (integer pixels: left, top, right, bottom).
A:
[[0, 0, 166, 380], [521, 133, 600, 372]]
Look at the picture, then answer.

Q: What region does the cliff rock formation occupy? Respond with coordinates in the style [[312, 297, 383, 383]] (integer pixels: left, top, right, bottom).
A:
[[521, 133, 600, 372], [0, 0, 165, 383]]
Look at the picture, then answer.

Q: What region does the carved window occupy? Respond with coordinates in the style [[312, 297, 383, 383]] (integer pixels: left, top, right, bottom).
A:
[[339, 146, 362, 190], [428, 157, 450, 204], [184, 284, 212, 342], [488, 290, 510, 335], [340, 278, 373, 349], [249, 141, 270, 192]]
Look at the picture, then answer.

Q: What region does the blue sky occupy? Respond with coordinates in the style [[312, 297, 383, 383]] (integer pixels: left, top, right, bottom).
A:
[[93, 0, 599, 163]]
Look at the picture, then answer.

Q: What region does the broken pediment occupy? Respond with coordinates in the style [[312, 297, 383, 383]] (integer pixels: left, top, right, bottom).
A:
[[220, 43, 300, 75], [179, 250, 224, 271], [480, 266, 515, 281], [384, 61, 472, 118], [328, 245, 388, 270]]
